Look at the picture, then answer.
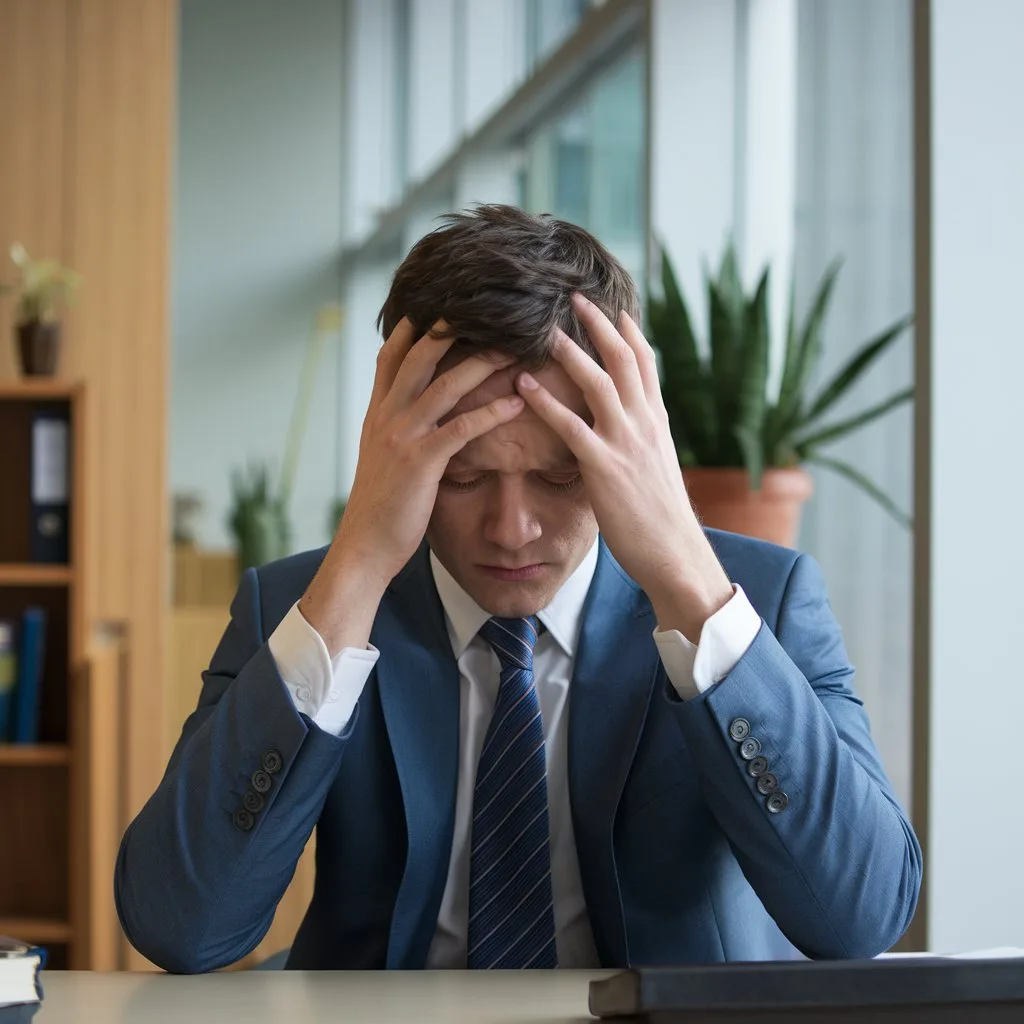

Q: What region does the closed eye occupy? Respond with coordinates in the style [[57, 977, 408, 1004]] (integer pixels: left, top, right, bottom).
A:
[[537, 474, 583, 494], [440, 475, 487, 492]]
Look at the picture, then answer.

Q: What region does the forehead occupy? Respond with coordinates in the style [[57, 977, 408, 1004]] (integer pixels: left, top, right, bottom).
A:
[[444, 361, 588, 472]]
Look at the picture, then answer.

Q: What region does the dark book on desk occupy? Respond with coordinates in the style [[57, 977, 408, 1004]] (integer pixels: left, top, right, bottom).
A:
[[0, 936, 44, 1022], [589, 958, 1024, 1022], [10, 609, 47, 744], [29, 411, 70, 565]]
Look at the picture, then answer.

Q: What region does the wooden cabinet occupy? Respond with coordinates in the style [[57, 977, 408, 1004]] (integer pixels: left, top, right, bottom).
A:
[[0, 381, 122, 969]]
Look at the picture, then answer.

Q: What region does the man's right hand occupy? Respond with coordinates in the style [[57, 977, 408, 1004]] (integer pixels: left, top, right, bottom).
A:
[[298, 318, 523, 655]]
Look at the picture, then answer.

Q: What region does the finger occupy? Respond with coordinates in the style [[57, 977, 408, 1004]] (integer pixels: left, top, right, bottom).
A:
[[429, 394, 526, 460], [549, 327, 625, 425], [417, 352, 516, 425], [387, 322, 459, 407], [617, 310, 664, 407], [571, 293, 646, 411], [370, 317, 419, 406], [514, 371, 603, 462]]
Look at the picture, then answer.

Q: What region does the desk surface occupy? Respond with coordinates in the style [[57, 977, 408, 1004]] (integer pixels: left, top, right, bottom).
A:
[[38, 970, 611, 1023]]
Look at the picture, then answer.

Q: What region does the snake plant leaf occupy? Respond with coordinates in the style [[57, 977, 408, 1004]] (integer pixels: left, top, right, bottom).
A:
[[794, 386, 914, 450], [734, 425, 764, 491], [800, 314, 915, 428], [805, 453, 913, 528], [776, 258, 843, 435], [708, 276, 741, 457], [651, 245, 716, 459], [734, 268, 770, 486]]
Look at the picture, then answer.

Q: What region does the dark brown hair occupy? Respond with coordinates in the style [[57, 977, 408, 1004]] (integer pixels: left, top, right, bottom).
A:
[[376, 204, 640, 368]]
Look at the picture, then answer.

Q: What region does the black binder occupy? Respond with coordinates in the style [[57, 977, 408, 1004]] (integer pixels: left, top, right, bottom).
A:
[[588, 957, 1024, 1022], [29, 410, 70, 564]]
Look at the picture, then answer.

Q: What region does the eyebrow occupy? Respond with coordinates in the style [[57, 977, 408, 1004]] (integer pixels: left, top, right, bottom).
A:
[[445, 454, 579, 473]]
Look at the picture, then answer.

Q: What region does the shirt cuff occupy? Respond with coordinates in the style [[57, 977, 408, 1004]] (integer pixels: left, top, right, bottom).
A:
[[267, 601, 379, 735], [653, 584, 762, 701]]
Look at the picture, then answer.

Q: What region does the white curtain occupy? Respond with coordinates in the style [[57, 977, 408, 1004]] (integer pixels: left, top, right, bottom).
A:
[[794, 0, 914, 808]]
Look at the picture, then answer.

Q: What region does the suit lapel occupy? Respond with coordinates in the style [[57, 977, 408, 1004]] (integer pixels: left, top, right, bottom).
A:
[[373, 544, 461, 968], [568, 539, 661, 967]]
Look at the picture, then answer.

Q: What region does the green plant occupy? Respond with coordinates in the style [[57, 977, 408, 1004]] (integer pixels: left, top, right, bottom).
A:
[[2, 243, 81, 325], [646, 242, 914, 527], [228, 462, 291, 571], [226, 303, 343, 571]]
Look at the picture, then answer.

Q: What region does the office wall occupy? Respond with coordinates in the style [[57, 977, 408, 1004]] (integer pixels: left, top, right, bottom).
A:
[[0, 0, 174, 844], [926, 0, 1024, 952], [173, 0, 345, 553]]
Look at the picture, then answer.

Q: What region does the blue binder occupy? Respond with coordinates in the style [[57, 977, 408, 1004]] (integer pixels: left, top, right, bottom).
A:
[[11, 609, 47, 744]]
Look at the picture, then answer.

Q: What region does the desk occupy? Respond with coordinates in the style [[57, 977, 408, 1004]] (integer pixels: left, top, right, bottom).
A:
[[38, 970, 611, 1023]]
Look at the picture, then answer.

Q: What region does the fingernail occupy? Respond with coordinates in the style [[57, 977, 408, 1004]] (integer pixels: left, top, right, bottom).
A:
[[571, 293, 589, 308], [507, 395, 524, 409], [518, 372, 539, 391]]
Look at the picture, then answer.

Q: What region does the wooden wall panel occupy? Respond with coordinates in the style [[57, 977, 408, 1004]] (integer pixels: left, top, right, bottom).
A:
[[0, 0, 175, 967], [0, 0, 70, 381], [62, 0, 175, 821]]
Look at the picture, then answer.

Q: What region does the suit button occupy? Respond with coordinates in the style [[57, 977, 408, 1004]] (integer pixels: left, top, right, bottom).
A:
[[729, 718, 751, 742], [233, 807, 255, 832], [251, 769, 272, 794], [243, 789, 265, 813], [739, 736, 762, 760], [262, 749, 283, 775], [766, 791, 790, 814], [747, 755, 769, 777], [757, 772, 779, 795]]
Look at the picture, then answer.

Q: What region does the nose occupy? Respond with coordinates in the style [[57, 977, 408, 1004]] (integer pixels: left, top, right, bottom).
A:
[[482, 477, 542, 552]]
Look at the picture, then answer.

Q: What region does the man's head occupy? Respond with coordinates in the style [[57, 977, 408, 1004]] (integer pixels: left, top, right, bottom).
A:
[[378, 204, 641, 617]]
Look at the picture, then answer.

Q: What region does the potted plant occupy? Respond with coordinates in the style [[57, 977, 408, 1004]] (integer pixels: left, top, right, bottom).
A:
[[227, 303, 342, 573], [228, 461, 291, 571], [2, 243, 81, 376], [646, 243, 913, 547]]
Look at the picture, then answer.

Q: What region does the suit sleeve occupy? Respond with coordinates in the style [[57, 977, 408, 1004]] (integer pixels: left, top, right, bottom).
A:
[[674, 552, 923, 958], [114, 567, 357, 973]]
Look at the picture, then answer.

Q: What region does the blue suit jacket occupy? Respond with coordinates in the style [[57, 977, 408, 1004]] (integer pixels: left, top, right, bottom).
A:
[[115, 530, 921, 973]]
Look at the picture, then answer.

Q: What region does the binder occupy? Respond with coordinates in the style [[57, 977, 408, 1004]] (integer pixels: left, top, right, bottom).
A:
[[29, 413, 69, 564], [11, 609, 46, 744], [0, 621, 16, 741]]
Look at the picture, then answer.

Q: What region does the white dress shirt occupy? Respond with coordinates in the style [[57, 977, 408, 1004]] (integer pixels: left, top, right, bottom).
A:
[[267, 539, 761, 968]]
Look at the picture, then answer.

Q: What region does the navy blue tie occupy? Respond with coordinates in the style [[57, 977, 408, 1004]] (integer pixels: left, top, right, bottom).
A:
[[467, 616, 557, 969]]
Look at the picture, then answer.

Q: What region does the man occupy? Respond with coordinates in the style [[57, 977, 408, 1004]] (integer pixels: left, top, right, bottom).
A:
[[116, 205, 921, 973]]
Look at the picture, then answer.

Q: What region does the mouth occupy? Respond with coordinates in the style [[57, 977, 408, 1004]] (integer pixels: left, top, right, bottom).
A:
[[477, 563, 548, 581]]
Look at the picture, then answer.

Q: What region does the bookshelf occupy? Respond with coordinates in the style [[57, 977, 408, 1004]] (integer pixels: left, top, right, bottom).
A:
[[0, 381, 86, 968]]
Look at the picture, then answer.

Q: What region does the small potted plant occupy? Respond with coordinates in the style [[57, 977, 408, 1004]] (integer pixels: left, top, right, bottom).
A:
[[228, 462, 291, 572], [647, 242, 913, 547], [227, 302, 343, 573], [2, 243, 81, 377]]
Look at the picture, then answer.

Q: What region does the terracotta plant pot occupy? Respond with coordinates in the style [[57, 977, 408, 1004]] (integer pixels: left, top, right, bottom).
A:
[[682, 467, 814, 548], [16, 319, 62, 376]]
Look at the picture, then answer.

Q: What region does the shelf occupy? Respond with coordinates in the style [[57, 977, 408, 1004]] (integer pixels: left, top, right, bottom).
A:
[[0, 744, 71, 766], [0, 565, 73, 587], [0, 379, 82, 401], [0, 917, 72, 944]]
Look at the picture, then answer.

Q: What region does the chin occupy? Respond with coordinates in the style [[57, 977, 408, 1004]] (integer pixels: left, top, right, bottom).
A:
[[471, 581, 555, 619]]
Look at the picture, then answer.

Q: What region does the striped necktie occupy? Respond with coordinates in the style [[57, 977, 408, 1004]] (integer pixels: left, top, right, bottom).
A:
[[466, 615, 557, 969]]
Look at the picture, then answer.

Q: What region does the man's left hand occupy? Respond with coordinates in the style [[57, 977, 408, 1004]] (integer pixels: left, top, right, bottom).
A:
[[514, 293, 733, 642]]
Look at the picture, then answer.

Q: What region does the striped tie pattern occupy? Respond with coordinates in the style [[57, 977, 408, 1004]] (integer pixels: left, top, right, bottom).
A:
[[467, 616, 557, 969]]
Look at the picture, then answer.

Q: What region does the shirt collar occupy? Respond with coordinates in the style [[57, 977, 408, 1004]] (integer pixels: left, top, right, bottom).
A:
[[429, 537, 600, 660]]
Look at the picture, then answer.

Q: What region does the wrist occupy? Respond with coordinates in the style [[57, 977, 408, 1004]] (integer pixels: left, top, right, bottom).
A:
[[645, 554, 733, 645], [299, 544, 389, 657]]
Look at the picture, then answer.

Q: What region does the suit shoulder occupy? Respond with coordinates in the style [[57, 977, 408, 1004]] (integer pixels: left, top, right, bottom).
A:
[[703, 528, 808, 617], [249, 546, 330, 635]]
